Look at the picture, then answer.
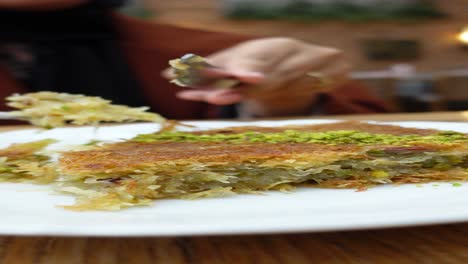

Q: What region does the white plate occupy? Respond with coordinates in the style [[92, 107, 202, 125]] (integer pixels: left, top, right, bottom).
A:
[[0, 120, 467, 237]]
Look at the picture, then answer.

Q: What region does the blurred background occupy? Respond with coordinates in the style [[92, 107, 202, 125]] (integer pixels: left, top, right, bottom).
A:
[[122, 0, 468, 113]]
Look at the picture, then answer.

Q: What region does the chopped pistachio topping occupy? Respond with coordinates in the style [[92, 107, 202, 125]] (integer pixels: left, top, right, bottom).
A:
[[132, 130, 467, 145], [370, 170, 389, 178]]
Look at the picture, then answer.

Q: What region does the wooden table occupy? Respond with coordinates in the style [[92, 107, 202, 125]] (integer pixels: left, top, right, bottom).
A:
[[0, 111, 467, 264]]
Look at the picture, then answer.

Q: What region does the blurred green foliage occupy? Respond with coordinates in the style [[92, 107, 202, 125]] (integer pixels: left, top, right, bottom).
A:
[[119, 6, 155, 19], [225, 1, 447, 22]]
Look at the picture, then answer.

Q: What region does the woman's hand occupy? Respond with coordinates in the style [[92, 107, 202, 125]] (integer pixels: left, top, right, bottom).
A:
[[163, 37, 350, 117]]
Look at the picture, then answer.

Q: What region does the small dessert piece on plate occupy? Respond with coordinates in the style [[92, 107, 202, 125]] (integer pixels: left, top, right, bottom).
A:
[[0, 139, 58, 184], [57, 121, 467, 211], [1, 91, 165, 128]]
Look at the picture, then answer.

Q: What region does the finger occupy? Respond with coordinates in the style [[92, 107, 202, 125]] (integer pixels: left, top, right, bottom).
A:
[[225, 71, 265, 84], [206, 38, 299, 71], [244, 60, 349, 101], [205, 89, 244, 105], [176, 90, 207, 101], [200, 68, 266, 84], [204, 51, 272, 82], [221, 59, 271, 84], [210, 48, 284, 82], [270, 48, 343, 85], [161, 68, 175, 79], [177, 89, 244, 105]]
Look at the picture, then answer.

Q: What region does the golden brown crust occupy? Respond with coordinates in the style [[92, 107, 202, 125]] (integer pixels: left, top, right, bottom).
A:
[[59, 142, 361, 174], [53, 122, 468, 210], [59, 122, 466, 176], [0, 140, 55, 161]]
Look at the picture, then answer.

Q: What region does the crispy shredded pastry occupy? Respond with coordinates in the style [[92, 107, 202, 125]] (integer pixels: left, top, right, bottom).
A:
[[0, 139, 58, 184], [169, 54, 239, 89], [57, 122, 468, 211], [5, 92, 165, 128], [169, 53, 208, 87], [0, 122, 467, 211]]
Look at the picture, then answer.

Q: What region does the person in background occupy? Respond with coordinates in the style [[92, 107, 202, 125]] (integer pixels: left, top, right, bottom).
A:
[[0, 0, 389, 119]]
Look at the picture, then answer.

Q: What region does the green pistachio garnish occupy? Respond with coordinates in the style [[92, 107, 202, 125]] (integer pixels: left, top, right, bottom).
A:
[[132, 130, 467, 145]]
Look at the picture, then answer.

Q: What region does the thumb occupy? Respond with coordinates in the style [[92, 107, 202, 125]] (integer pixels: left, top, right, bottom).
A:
[[201, 67, 265, 84], [223, 59, 269, 84]]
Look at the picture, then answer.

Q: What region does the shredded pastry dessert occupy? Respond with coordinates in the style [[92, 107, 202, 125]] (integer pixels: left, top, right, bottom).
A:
[[4, 92, 165, 128], [0, 111, 466, 211], [52, 121, 467, 210]]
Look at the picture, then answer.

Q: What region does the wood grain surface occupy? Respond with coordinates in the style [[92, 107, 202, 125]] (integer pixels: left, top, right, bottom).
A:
[[0, 112, 467, 264], [1, 223, 468, 264]]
